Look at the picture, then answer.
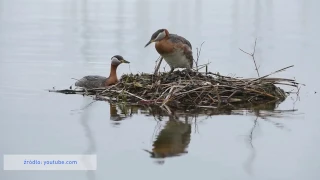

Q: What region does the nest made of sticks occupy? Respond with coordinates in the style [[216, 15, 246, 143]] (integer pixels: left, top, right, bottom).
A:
[[51, 65, 301, 110]]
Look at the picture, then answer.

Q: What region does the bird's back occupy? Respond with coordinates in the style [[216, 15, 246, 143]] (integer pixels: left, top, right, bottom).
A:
[[168, 34, 192, 49], [75, 75, 108, 89]]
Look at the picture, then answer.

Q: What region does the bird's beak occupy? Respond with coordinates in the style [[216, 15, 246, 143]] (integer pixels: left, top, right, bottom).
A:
[[144, 39, 154, 47], [121, 59, 130, 64]]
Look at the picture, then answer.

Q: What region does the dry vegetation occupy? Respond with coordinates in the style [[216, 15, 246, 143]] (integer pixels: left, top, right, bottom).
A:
[[50, 65, 300, 111], [50, 39, 303, 112]]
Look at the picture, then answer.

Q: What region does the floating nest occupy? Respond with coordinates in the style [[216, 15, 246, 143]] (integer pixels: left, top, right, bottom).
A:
[[51, 65, 301, 110]]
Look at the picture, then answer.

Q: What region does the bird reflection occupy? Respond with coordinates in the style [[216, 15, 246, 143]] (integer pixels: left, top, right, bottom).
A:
[[110, 103, 126, 122], [109, 103, 138, 126], [144, 115, 192, 164], [103, 99, 298, 167]]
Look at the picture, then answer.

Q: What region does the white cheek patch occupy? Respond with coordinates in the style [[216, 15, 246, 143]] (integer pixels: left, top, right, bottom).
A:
[[111, 57, 120, 64], [155, 31, 165, 41]]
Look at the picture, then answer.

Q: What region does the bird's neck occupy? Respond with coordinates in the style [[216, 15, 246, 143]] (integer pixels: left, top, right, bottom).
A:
[[109, 64, 118, 79], [164, 29, 170, 38]]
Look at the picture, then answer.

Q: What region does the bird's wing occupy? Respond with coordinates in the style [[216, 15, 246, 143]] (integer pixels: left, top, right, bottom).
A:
[[169, 34, 192, 49], [183, 45, 194, 68], [81, 75, 106, 81], [75, 75, 107, 88], [169, 34, 194, 67]]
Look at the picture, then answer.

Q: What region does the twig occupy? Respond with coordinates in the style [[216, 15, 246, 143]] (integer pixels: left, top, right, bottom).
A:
[[195, 41, 205, 71], [161, 86, 180, 107], [175, 86, 211, 96], [156, 85, 184, 102], [102, 89, 147, 101], [160, 104, 172, 115], [214, 85, 221, 104], [154, 56, 163, 76], [244, 88, 277, 99], [239, 38, 260, 77], [192, 62, 211, 72], [99, 84, 117, 94], [248, 65, 294, 84]]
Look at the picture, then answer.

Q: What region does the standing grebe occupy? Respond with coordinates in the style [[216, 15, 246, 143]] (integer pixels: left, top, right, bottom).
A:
[[144, 29, 194, 74]]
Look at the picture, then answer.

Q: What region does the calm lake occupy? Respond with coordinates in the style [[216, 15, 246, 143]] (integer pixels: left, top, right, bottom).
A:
[[0, 0, 319, 179]]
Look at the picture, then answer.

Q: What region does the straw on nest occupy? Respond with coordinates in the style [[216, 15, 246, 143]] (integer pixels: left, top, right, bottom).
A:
[[51, 65, 300, 110], [50, 41, 302, 110]]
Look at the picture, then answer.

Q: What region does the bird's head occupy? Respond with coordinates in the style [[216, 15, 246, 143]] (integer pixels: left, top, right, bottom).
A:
[[111, 55, 130, 66], [144, 29, 169, 47]]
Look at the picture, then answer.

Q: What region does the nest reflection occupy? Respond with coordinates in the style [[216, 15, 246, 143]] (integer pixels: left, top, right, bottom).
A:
[[107, 100, 298, 164], [109, 99, 285, 123]]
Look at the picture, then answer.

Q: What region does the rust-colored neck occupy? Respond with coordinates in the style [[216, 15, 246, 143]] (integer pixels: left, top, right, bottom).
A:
[[109, 64, 118, 79], [105, 64, 119, 86], [164, 29, 170, 39]]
